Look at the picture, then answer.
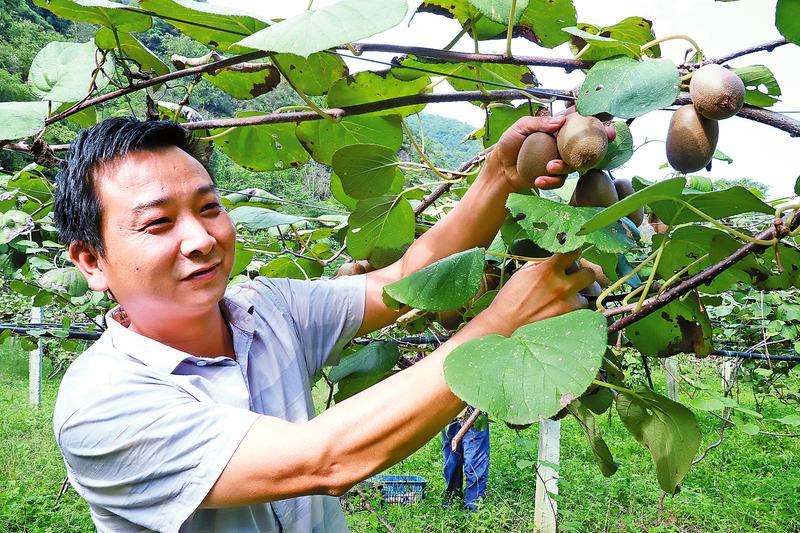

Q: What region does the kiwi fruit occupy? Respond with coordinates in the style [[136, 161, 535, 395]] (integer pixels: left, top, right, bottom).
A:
[[612, 178, 644, 226], [570, 169, 619, 207], [516, 132, 561, 182], [689, 64, 745, 120], [334, 260, 374, 277], [557, 114, 608, 172], [665, 105, 719, 173]]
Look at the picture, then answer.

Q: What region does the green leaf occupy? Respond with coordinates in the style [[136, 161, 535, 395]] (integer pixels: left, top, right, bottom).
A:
[[580, 388, 613, 415], [626, 296, 713, 358], [329, 341, 400, 382], [616, 389, 701, 494], [95, 27, 169, 80], [346, 195, 415, 267], [712, 149, 733, 165], [221, 188, 283, 210], [577, 55, 680, 119], [229, 206, 305, 230], [731, 416, 761, 436], [38, 267, 89, 297], [650, 186, 774, 226], [296, 115, 402, 165], [596, 121, 633, 170], [468, 0, 529, 24], [334, 371, 394, 402], [271, 53, 349, 96], [507, 194, 633, 254], [331, 144, 400, 200], [482, 103, 539, 148], [566, 17, 659, 61], [733, 65, 782, 107], [776, 0, 800, 45], [517, 0, 577, 48], [382, 248, 485, 312], [236, 0, 409, 57], [28, 41, 110, 102], [568, 399, 618, 477], [204, 64, 280, 100], [212, 112, 309, 171], [420, 0, 507, 40], [444, 310, 607, 424], [777, 414, 800, 426], [230, 241, 254, 278], [54, 101, 97, 128], [33, 0, 153, 32], [259, 256, 323, 280], [0, 210, 34, 244], [138, 0, 269, 53], [687, 397, 725, 411], [0, 102, 49, 141], [327, 71, 430, 117]]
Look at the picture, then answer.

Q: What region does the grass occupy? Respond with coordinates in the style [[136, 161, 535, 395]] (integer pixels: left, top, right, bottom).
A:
[[2, 343, 799, 532]]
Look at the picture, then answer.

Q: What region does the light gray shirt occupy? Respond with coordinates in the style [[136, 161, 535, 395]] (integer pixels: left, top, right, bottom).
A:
[[53, 275, 366, 533]]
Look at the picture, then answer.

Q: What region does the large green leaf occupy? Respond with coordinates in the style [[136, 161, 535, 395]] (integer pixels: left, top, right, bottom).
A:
[[733, 65, 782, 108], [28, 41, 110, 102], [327, 71, 430, 117], [331, 144, 399, 200], [482, 103, 540, 148], [596, 121, 633, 170], [0, 211, 34, 245], [517, 0, 577, 48], [346, 195, 415, 267], [139, 0, 269, 53], [230, 241, 254, 278], [38, 267, 89, 297], [259, 256, 323, 280], [296, 115, 403, 165], [468, 0, 528, 23], [382, 248, 485, 312], [626, 296, 713, 358], [329, 341, 400, 382], [444, 310, 607, 424], [33, 0, 153, 32], [212, 112, 309, 171], [566, 17, 659, 61], [95, 27, 169, 79], [616, 389, 701, 494], [579, 177, 686, 235], [236, 0, 409, 57], [419, 0, 507, 40], [229, 206, 305, 230], [271, 53, 349, 96], [0, 102, 49, 141], [506, 194, 633, 254], [577, 55, 680, 119], [54, 101, 97, 128], [776, 0, 800, 45], [203, 64, 280, 100], [650, 186, 774, 226], [568, 399, 618, 477]]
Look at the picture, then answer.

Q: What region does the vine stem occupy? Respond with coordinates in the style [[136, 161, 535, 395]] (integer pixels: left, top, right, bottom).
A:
[[484, 250, 549, 262], [657, 254, 709, 296], [401, 119, 453, 183], [592, 380, 637, 397], [596, 248, 660, 311], [636, 239, 666, 311], [505, 0, 517, 58], [640, 34, 703, 61], [676, 200, 778, 246], [271, 59, 337, 123]]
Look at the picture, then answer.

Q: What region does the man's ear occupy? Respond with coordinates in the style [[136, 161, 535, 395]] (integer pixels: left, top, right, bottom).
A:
[[68, 241, 108, 293]]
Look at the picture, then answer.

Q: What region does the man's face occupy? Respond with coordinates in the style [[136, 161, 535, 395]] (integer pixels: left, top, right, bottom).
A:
[[90, 146, 236, 321]]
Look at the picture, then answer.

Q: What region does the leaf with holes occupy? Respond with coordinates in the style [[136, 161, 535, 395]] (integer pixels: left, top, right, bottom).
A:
[[212, 112, 308, 171], [346, 195, 415, 268], [204, 64, 280, 100], [327, 70, 430, 117], [444, 310, 607, 424], [577, 55, 680, 119], [28, 41, 111, 102], [626, 295, 713, 358], [566, 17, 658, 61], [34, 0, 152, 32], [383, 248, 485, 312], [616, 389, 701, 494], [271, 52, 349, 96], [733, 65, 781, 108], [518, 0, 577, 48], [296, 115, 403, 166], [507, 194, 633, 254], [236, 0, 408, 57]]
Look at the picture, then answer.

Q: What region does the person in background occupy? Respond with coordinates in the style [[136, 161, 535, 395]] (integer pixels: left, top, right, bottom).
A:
[[442, 406, 490, 511]]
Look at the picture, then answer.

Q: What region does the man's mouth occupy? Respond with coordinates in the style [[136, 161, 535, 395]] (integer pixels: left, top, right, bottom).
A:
[[183, 263, 219, 281]]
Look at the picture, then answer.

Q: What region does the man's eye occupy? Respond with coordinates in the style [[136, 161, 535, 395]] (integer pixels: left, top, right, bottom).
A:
[[143, 217, 170, 229], [202, 202, 222, 212]]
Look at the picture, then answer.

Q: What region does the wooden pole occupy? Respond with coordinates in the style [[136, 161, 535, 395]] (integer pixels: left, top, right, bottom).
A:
[[665, 357, 680, 402], [534, 418, 560, 533], [28, 306, 42, 406], [722, 359, 736, 393]]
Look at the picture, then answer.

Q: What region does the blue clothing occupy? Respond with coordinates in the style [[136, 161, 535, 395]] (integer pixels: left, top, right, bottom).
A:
[[441, 415, 490, 510], [53, 275, 365, 533]]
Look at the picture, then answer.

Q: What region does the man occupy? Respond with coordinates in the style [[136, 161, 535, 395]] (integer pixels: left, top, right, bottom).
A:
[[441, 406, 489, 511], [52, 114, 606, 532]]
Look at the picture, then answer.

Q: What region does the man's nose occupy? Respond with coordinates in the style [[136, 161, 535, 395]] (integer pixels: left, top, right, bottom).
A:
[[179, 216, 216, 257]]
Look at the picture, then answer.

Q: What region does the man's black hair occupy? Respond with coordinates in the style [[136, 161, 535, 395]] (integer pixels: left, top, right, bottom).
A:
[[54, 117, 211, 256]]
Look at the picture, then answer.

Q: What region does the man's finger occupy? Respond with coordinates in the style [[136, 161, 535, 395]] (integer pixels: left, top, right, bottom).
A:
[[550, 250, 582, 270], [511, 115, 565, 137], [533, 175, 567, 190], [605, 125, 616, 142], [545, 159, 572, 176], [569, 266, 596, 291]]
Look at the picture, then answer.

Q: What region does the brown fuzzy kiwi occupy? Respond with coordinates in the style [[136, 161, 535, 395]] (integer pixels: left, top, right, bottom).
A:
[[612, 178, 644, 227], [690, 64, 745, 120], [334, 260, 374, 277], [516, 132, 561, 182], [666, 105, 719, 173], [570, 169, 619, 207], [557, 114, 608, 172]]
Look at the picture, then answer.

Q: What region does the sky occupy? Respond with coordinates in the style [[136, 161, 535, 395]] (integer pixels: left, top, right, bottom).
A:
[[211, 0, 800, 198]]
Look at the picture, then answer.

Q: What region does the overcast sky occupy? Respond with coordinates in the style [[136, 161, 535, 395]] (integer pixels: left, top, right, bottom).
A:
[[212, 0, 800, 198]]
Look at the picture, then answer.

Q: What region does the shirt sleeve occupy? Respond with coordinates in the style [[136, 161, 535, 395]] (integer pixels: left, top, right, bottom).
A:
[[55, 369, 260, 533], [253, 274, 366, 377]]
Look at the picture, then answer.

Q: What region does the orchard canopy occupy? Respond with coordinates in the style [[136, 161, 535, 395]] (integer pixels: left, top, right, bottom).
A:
[[1, 0, 800, 496]]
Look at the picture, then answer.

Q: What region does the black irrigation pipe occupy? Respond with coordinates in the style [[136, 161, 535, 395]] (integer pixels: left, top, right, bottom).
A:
[[0, 324, 102, 341]]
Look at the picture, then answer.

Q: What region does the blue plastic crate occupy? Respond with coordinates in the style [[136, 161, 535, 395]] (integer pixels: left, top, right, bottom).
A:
[[372, 475, 427, 505]]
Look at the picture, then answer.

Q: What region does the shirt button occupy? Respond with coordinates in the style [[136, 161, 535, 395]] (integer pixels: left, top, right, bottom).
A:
[[196, 360, 207, 366]]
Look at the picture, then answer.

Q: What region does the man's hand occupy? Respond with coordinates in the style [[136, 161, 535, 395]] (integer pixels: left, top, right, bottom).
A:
[[488, 113, 616, 192], [472, 250, 595, 337]]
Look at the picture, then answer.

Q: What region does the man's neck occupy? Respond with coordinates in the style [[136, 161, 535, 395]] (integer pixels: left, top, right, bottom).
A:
[[124, 305, 235, 358]]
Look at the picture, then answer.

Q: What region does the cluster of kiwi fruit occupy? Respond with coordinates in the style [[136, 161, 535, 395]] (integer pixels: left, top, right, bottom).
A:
[[667, 63, 745, 173]]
